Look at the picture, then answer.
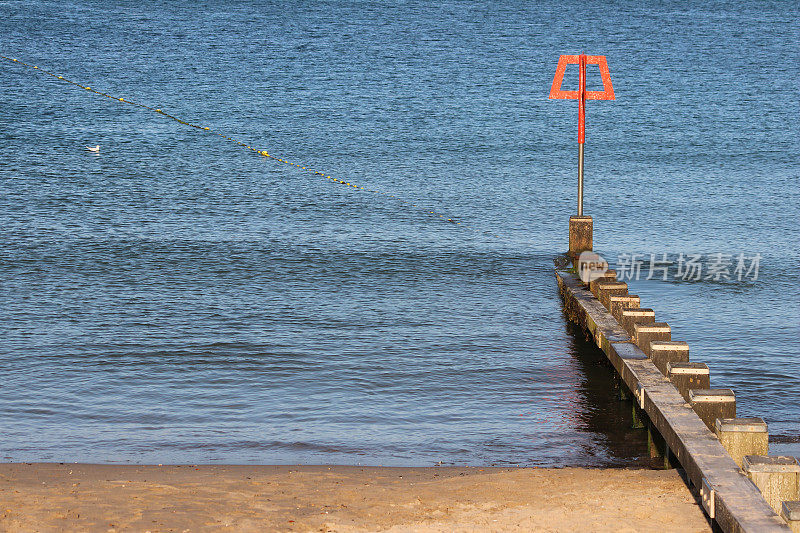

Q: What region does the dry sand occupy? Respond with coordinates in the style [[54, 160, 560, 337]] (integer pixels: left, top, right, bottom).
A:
[[0, 463, 711, 532]]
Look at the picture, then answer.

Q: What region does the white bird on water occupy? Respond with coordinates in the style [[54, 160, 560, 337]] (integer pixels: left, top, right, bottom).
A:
[[85, 145, 100, 153]]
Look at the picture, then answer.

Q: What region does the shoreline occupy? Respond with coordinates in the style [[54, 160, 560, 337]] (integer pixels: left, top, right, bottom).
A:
[[1, 463, 711, 532]]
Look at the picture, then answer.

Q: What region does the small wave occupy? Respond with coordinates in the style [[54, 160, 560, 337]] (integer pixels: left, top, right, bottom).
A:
[[156, 440, 374, 455], [770, 434, 800, 444]]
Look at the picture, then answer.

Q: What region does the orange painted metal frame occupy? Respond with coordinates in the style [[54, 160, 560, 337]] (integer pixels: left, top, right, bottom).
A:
[[549, 55, 615, 101], [550, 54, 614, 143]]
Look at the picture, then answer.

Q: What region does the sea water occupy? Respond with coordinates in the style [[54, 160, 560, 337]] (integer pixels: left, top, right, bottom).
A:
[[0, 0, 797, 465]]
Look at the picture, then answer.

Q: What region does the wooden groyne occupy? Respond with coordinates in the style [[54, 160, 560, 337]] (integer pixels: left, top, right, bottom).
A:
[[556, 265, 798, 532]]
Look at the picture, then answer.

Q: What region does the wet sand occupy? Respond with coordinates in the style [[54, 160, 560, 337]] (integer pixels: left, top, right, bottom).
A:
[[0, 464, 711, 532]]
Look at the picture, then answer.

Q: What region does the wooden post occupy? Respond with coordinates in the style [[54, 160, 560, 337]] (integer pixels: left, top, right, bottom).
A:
[[689, 389, 736, 431], [608, 294, 640, 323], [633, 322, 671, 357], [667, 362, 710, 402], [715, 418, 769, 468], [588, 271, 616, 294], [620, 308, 655, 336], [569, 216, 592, 258], [743, 456, 800, 515], [781, 501, 800, 532], [596, 281, 628, 309], [650, 341, 689, 375]]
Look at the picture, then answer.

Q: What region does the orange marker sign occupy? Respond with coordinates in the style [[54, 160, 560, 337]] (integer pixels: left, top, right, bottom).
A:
[[550, 54, 614, 144], [549, 54, 615, 216], [549, 55, 615, 101], [549, 54, 614, 143]]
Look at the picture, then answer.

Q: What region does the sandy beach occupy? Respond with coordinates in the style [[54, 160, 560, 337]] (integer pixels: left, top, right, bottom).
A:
[[0, 464, 711, 532]]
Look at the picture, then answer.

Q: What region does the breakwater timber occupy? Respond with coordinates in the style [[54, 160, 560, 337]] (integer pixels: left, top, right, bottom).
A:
[[558, 220, 799, 532]]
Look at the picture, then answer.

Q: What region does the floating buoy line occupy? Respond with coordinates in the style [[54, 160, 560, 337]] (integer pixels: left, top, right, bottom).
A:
[[2, 54, 498, 237]]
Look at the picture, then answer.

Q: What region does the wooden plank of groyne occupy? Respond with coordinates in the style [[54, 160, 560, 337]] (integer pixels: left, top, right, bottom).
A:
[[555, 270, 790, 532]]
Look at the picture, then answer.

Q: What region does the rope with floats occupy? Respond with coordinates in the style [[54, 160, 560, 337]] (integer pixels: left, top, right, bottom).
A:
[[1, 54, 498, 236]]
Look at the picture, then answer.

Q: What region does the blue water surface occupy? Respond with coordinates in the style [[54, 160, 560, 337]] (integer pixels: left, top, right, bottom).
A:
[[0, 0, 797, 465]]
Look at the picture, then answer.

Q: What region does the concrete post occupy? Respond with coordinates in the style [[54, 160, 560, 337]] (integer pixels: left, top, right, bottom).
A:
[[608, 295, 640, 323], [633, 322, 671, 357], [569, 216, 592, 258], [621, 308, 655, 336], [742, 455, 800, 515], [667, 362, 710, 402], [689, 389, 736, 431], [650, 341, 689, 375], [781, 501, 800, 533], [714, 418, 769, 468], [596, 281, 628, 309]]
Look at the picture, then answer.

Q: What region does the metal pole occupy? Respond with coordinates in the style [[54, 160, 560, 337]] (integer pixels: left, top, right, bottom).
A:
[[577, 53, 587, 217], [578, 142, 584, 216]]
